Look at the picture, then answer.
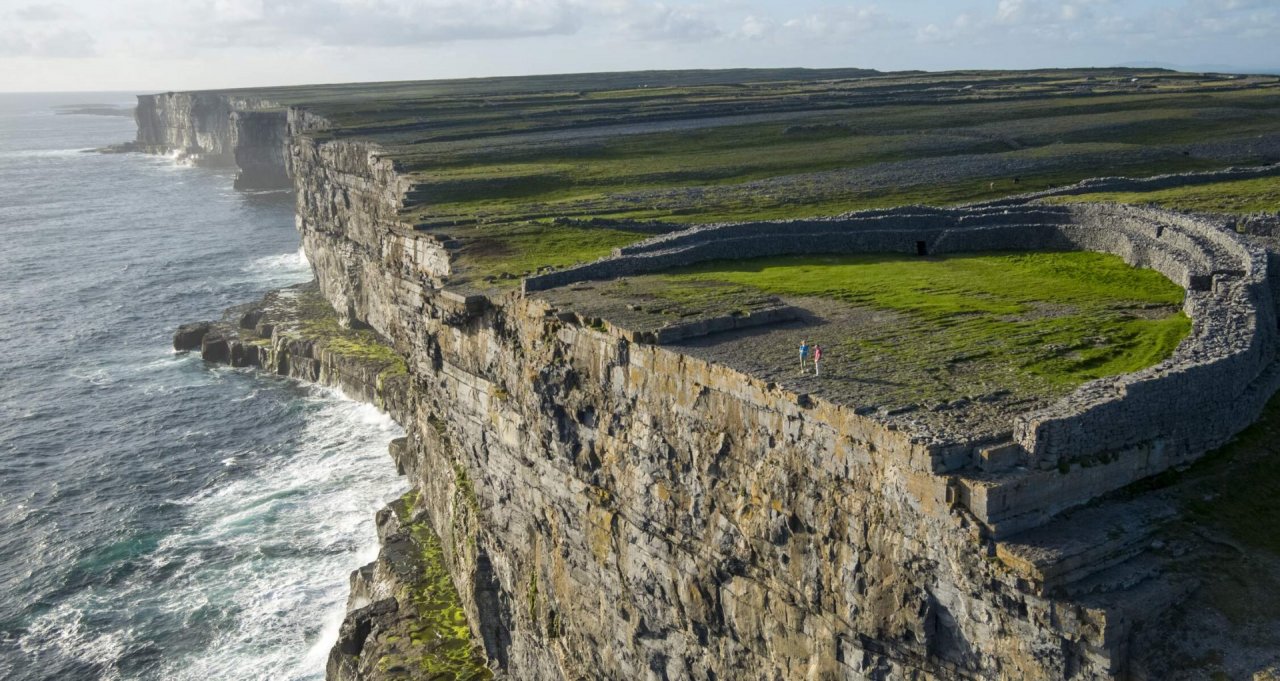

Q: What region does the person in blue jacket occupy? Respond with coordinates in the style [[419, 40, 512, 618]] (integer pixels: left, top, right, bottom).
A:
[[799, 339, 810, 371]]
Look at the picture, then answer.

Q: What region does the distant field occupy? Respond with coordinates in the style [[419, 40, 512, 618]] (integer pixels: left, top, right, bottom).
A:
[[397, 86, 1278, 237], [1044, 176, 1280, 214], [221, 67, 1280, 283]]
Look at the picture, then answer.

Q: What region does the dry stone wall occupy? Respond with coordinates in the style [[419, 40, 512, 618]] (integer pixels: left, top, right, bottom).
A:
[[975, 164, 1280, 207]]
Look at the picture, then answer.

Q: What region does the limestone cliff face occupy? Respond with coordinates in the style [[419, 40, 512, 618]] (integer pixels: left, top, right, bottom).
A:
[[283, 125, 1120, 680], [146, 93, 1239, 681], [135, 93, 289, 188]]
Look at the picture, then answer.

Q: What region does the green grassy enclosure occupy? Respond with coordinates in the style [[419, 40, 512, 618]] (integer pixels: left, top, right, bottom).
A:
[[656, 251, 1189, 390]]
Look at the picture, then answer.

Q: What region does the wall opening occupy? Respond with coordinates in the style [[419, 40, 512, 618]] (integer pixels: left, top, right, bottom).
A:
[[916, 241, 928, 256]]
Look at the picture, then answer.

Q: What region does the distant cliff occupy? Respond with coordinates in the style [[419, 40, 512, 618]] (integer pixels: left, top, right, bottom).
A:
[[134, 93, 290, 189]]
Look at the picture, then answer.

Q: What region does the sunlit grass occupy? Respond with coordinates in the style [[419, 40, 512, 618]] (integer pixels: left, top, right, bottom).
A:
[[455, 222, 650, 284], [656, 251, 1190, 387]]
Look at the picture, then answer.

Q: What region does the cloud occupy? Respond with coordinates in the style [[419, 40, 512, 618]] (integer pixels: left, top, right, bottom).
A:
[[4, 0, 1278, 83], [620, 2, 722, 42], [918, 0, 1144, 45], [737, 14, 771, 40], [13, 3, 70, 22], [1, 3, 97, 57], [101, 0, 592, 54], [0, 27, 95, 57], [782, 5, 897, 38], [233, 0, 586, 46], [731, 4, 900, 42]]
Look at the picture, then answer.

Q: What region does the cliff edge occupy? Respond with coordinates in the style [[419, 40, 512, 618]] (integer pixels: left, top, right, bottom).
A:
[[143, 69, 1280, 680]]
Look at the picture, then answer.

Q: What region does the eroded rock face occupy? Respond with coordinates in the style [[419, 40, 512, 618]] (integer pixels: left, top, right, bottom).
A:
[[150, 92, 1280, 681], [281, 130, 1125, 681], [231, 110, 291, 189], [135, 93, 290, 188]]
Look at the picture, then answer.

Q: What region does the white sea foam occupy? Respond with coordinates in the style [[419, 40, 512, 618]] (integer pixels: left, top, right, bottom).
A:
[[17, 387, 404, 681], [239, 247, 312, 288], [163, 149, 198, 167], [19, 603, 128, 681], [0, 148, 93, 159], [161, 390, 403, 680]]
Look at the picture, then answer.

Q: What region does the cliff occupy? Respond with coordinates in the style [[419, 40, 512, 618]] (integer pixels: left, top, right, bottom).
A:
[[171, 284, 492, 679], [140, 72, 1280, 681], [284, 138, 1276, 679], [134, 92, 290, 188]]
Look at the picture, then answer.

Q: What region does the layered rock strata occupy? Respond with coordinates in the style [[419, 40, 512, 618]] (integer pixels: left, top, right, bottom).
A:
[[151, 92, 1280, 680], [135, 92, 289, 188]]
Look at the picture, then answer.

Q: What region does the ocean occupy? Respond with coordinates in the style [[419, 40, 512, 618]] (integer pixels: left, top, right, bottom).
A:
[[0, 93, 405, 680]]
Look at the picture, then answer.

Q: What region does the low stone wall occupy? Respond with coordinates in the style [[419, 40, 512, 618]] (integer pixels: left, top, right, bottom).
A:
[[521, 203, 1277, 535], [976, 164, 1280, 206]]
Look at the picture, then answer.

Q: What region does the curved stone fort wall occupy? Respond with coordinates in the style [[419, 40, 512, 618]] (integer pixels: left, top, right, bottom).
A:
[[523, 203, 1278, 535]]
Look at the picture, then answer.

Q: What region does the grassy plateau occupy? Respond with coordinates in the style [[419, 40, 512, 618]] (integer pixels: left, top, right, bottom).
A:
[[213, 67, 1280, 283], [660, 249, 1187, 391]]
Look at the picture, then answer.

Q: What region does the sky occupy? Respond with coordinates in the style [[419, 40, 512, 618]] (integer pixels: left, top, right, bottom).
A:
[[0, 0, 1277, 92]]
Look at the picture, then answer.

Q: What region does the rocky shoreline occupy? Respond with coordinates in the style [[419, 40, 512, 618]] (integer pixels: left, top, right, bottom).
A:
[[173, 283, 493, 680]]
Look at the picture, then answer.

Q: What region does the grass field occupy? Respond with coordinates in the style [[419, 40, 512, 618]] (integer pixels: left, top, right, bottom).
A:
[[212, 67, 1280, 285], [400, 88, 1275, 234], [656, 251, 1189, 390], [450, 222, 652, 284], [1045, 176, 1280, 214]]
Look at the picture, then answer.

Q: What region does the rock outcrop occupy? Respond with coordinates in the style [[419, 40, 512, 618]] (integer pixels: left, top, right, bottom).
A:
[[135, 93, 290, 188], [175, 284, 491, 680], [151, 87, 1280, 680]]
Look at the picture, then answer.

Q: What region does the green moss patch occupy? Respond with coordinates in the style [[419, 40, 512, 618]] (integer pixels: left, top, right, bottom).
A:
[[288, 288, 405, 368], [391, 488, 492, 680], [453, 222, 650, 284], [657, 251, 1189, 389]]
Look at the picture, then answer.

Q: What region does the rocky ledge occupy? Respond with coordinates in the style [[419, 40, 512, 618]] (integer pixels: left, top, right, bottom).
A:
[[330, 489, 494, 681], [173, 282, 495, 680], [172, 281, 409, 414]]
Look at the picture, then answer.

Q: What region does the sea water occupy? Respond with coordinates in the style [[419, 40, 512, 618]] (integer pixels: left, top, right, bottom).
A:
[[0, 93, 405, 680]]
